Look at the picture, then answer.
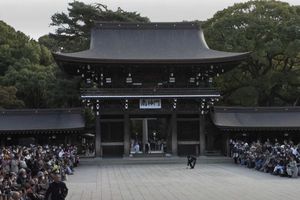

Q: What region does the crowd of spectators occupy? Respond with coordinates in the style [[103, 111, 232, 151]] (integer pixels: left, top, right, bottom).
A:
[[0, 145, 78, 200], [231, 139, 300, 178]]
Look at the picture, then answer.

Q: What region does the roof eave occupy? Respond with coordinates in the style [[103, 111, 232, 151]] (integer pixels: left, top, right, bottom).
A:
[[0, 127, 84, 133], [216, 126, 300, 131], [52, 52, 251, 65]]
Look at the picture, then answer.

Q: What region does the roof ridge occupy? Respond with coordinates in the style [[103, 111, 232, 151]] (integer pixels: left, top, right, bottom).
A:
[[93, 22, 200, 30]]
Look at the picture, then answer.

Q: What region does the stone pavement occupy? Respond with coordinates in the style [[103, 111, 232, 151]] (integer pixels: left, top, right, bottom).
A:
[[66, 158, 300, 200]]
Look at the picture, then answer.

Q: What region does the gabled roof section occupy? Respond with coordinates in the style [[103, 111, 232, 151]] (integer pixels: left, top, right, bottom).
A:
[[0, 108, 85, 132], [53, 22, 250, 65], [211, 106, 300, 131]]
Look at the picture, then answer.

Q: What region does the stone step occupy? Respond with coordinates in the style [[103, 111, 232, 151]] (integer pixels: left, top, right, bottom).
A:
[[205, 150, 223, 157], [131, 153, 165, 157], [80, 156, 232, 165]]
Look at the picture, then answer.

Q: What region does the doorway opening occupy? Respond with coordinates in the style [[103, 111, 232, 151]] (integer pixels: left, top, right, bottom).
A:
[[130, 118, 167, 154]]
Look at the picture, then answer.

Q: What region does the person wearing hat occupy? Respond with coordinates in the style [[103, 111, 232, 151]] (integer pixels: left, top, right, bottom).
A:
[[44, 173, 68, 200]]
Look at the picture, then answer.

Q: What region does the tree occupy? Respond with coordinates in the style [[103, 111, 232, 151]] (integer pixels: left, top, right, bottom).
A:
[[1, 60, 54, 108], [0, 20, 56, 108], [44, 1, 150, 52], [203, 0, 300, 106], [46, 68, 81, 108], [0, 21, 53, 75], [0, 86, 24, 109]]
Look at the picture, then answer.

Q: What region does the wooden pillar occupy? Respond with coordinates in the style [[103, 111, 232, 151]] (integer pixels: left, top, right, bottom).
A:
[[95, 111, 102, 157], [142, 119, 148, 153], [0, 138, 4, 146], [64, 134, 72, 145], [166, 118, 172, 153], [124, 113, 130, 156], [64, 136, 68, 145], [199, 114, 206, 156], [226, 134, 231, 157], [171, 113, 178, 155]]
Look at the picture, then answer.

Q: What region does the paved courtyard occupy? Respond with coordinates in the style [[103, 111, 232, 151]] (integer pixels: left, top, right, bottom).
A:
[[66, 159, 299, 200]]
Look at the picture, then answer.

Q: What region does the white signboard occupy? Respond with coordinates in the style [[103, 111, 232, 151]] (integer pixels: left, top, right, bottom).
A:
[[139, 99, 161, 109]]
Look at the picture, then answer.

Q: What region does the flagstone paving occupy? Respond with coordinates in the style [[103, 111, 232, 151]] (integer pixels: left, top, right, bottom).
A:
[[66, 159, 299, 200]]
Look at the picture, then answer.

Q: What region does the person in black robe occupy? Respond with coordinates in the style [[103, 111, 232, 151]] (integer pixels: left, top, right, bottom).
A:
[[187, 155, 197, 169], [44, 173, 68, 200]]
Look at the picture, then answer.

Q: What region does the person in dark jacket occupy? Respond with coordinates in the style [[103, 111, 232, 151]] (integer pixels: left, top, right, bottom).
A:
[[187, 155, 197, 169], [16, 168, 28, 187], [44, 173, 68, 200]]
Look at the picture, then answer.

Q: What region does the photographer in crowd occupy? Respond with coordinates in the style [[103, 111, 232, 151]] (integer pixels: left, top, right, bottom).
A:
[[231, 139, 300, 178]]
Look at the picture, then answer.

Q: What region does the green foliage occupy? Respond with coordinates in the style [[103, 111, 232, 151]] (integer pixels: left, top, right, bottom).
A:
[[0, 21, 53, 75], [38, 35, 61, 53], [45, 68, 81, 108], [47, 1, 150, 52], [0, 20, 79, 108], [1, 61, 81, 108], [0, 20, 27, 75], [0, 20, 58, 108], [0, 86, 24, 109], [203, 0, 300, 106], [1, 61, 55, 108]]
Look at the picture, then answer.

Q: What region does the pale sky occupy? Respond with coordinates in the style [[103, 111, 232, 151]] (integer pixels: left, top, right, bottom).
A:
[[0, 0, 299, 40]]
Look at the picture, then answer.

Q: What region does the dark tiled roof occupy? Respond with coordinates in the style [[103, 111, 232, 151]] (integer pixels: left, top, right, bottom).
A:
[[53, 22, 250, 65], [0, 108, 84, 131], [211, 106, 300, 130]]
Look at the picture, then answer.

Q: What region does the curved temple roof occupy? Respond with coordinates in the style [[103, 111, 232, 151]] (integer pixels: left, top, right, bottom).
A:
[[53, 22, 250, 64], [211, 106, 300, 131]]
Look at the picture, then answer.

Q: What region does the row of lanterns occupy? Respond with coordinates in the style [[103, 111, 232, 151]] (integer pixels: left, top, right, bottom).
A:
[[82, 98, 219, 115], [77, 65, 225, 87]]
